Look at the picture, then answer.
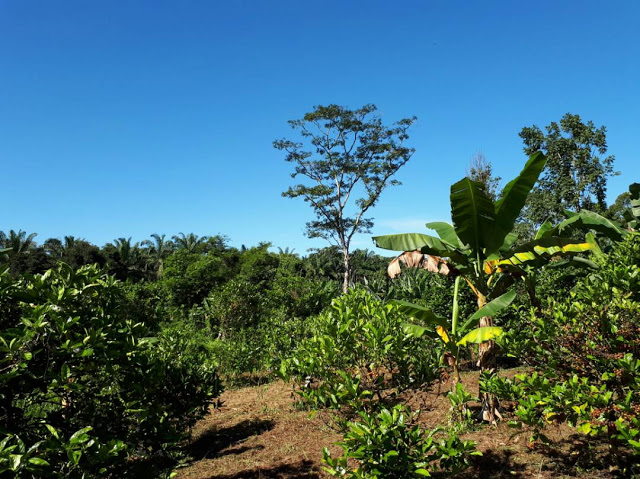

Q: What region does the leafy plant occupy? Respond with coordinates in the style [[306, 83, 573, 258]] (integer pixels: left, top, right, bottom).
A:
[[374, 152, 623, 421], [484, 234, 640, 458], [280, 290, 440, 413], [323, 404, 479, 478], [396, 279, 516, 386], [0, 263, 223, 477]]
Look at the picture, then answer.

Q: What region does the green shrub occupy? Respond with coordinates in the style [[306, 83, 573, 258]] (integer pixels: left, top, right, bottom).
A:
[[0, 264, 222, 477], [280, 290, 441, 412], [323, 405, 479, 478], [488, 234, 640, 458], [161, 250, 232, 308]]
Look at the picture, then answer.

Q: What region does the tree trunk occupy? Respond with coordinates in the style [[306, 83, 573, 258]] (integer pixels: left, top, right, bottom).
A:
[[342, 247, 351, 294], [477, 294, 500, 423], [452, 358, 461, 385]]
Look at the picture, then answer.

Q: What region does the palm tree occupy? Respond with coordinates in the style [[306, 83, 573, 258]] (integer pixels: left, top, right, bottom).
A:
[[105, 237, 148, 281], [0, 230, 38, 254], [141, 233, 173, 277], [172, 233, 208, 254], [277, 246, 297, 255], [44, 236, 80, 258]]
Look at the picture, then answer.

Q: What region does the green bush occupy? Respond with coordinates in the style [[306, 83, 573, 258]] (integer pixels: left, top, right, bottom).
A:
[[0, 264, 222, 477], [280, 290, 441, 412], [488, 234, 640, 459], [323, 405, 479, 478], [365, 268, 476, 322], [161, 250, 232, 308]]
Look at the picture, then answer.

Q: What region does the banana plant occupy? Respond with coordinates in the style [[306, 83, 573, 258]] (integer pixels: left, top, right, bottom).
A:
[[398, 277, 516, 386], [622, 183, 640, 230], [373, 152, 624, 422]]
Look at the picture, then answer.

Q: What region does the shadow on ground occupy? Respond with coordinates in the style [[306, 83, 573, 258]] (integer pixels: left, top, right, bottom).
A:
[[444, 449, 527, 479], [188, 418, 276, 460], [533, 434, 640, 477], [196, 459, 323, 479]]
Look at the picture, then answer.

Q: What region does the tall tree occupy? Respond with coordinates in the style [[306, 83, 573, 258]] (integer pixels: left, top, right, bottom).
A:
[[104, 237, 148, 281], [172, 233, 208, 254], [275, 104, 416, 292], [0, 230, 38, 254], [467, 152, 501, 201], [519, 113, 617, 226], [142, 233, 174, 277]]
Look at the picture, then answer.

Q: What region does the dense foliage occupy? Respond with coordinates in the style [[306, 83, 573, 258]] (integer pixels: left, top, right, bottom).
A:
[[280, 290, 442, 412], [275, 103, 416, 292], [2, 112, 637, 478], [487, 233, 640, 468], [0, 264, 222, 477]]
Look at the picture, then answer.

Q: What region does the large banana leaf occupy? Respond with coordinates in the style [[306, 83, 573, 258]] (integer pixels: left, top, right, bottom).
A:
[[498, 237, 595, 268], [373, 232, 454, 254], [373, 233, 470, 266], [425, 222, 463, 249], [542, 210, 624, 241], [457, 326, 503, 347], [534, 220, 554, 240], [629, 183, 640, 229], [490, 152, 547, 252], [390, 300, 449, 328], [546, 256, 597, 270], [487, 232, 519, 261], [459, 290, 516, 333], [450, 178, 496, 255]]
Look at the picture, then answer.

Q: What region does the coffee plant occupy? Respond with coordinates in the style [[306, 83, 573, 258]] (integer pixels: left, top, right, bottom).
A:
[[0, 264, 222, 477]]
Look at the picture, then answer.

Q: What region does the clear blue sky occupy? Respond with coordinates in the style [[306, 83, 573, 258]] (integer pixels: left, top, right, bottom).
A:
[[2, 1, 639, 255]]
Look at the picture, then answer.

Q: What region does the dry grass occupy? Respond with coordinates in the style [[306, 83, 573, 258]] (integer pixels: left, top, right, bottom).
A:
[[174, 371, 629, 479], [175, 381, 340, 479]]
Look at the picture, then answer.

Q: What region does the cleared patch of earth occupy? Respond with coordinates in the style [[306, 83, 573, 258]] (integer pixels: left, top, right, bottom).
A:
[[175, 371, 632, 479]]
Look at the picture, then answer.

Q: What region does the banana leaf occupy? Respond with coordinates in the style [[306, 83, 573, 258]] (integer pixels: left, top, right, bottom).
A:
[[457, 326, 503, 347], [491, 152, 547, 252], [450, 178, 496, 254]]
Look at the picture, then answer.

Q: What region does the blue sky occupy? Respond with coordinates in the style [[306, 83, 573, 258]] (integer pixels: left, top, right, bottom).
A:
[[2, 1, 639, 255]]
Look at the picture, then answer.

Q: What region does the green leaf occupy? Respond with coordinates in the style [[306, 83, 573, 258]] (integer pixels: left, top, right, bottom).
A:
[[44, 424, 59, 440], [543, 210, 624, 241], [492, 152, 547, 251], [499, 237, 595, 268], [10, 454, 22, 471], [69, 427, 93, 445], [547, 256, 597, 270], [535, 220, 553, 240], [457, 326, 503, 347], [0, 436, 10, 451], [28, 458, 49, 466], [425, 222, 463, 248], [80, 348, 94, 357], [372, 233, 456, 256], [391, 300, 449, 328], [403, 322, 437, 339], [498, 232, 519, 253], [460, 290, 516, 333], [450, 178, 496, 254]]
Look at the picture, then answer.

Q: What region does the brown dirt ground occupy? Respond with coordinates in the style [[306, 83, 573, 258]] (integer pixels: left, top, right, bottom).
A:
[[174, 370, 633, 479]]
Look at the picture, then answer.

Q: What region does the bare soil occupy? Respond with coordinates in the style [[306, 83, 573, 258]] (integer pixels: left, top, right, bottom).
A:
[[174, 371, 632, 479]]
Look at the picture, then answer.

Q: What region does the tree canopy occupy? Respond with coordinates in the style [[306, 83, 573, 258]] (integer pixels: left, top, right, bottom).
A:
[[519, 113, 617, 227], [274, 104, 416, 292]]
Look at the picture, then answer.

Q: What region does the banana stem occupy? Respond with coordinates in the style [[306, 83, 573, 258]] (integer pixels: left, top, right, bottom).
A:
[[451, 275, 461, 336]]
